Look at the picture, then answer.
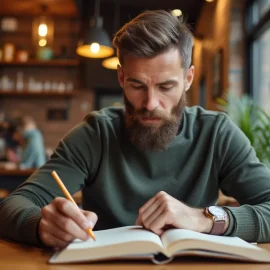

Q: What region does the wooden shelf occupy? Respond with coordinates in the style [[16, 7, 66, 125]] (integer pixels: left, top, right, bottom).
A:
[[0, 90, 78, 97], [0, 59, 80, 67]]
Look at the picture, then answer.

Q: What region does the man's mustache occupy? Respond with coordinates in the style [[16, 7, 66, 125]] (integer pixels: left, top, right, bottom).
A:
[[132, 108, 170, 120]]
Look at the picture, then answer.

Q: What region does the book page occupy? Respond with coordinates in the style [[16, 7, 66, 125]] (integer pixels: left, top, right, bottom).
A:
[[50, 226, 164, 263], [161, 229, 259, 250], [160, 229, 270, 261], [67, 226, 163, 250]]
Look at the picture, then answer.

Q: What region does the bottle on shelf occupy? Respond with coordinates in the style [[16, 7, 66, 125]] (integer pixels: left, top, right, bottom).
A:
[[0, 75, 13, 91], [16, 72, 24, 92]]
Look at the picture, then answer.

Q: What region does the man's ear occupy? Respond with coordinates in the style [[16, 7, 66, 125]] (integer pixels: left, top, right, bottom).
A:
[[185, 65, 195, 91], [117, 65, 124, 89]]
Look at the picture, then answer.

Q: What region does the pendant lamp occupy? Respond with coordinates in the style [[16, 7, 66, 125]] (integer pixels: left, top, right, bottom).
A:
[[102, 56, 120, 70], [76, 0, 114, 58], [102, 0, 120, 69], [32, 4, 54, 49]]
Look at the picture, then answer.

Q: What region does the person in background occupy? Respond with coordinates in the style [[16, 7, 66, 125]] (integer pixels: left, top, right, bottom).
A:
[[0, 10, 270, 248], [6, 116, 46, 169]]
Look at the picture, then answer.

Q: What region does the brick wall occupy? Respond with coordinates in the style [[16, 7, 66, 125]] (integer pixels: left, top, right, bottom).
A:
[[191, 0, 232, 110]]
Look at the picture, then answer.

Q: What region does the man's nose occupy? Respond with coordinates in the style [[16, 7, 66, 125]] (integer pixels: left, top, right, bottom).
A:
[[143, 90, 159, 111]]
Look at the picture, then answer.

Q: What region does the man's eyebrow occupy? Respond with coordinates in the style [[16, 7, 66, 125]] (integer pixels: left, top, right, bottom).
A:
[[126, 78, 146, 86], [157, 80, 178, 85], [126, 78, 178, 86]]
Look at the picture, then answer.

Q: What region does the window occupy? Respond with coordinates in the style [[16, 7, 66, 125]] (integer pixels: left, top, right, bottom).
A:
[[247, 0, 270, 114], [252, 28, 270, 113], [250, 0, 270, 26]]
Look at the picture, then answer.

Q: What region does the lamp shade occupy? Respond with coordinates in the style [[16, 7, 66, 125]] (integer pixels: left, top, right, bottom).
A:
[[76, 27, 114, 58], [102, 56, 119, 70]]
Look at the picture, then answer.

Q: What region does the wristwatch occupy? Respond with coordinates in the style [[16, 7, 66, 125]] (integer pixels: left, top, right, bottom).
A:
[[204, 206, 227, 235]]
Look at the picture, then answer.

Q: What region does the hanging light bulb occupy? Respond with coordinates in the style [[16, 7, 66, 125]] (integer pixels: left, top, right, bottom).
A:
[[38, 23, 48, 36], [39, 39, 47, 47], [171, 9, 182, 17], [76, 0, 114, 58], [32, 5, 54, 48], [90, 43, 100, 54]]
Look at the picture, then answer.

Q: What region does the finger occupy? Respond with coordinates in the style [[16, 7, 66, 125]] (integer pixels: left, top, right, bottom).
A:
[[139, 196, 157, 215], [42, 204, 89, 241], [53, 197, 91, 231], [136, 216, 142, 226], [54, 210, 90, 241], [140, 199, 162, 224], [143, 202, 164, 229], [39, 218, 75, 243], [82, 210, 98, 229], [39, 231, 69, 248], [148, 208, 169, 236]]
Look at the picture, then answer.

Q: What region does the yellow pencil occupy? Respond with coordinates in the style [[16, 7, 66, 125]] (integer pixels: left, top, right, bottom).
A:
[[51, 170, 96, 241]]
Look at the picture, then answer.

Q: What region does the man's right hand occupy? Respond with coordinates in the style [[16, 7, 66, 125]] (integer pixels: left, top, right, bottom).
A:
[[39, 197, 98, 248]]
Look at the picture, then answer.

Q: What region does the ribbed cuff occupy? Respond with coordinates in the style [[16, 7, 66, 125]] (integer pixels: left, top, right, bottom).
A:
[[223, 205, 259, 242], [16, 207, 43, 246], [222, 208, 235, 236]]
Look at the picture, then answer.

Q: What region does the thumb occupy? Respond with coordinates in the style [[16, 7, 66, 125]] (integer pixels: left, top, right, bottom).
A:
[[136, 216, 142, 226], [81, 210, 98, 229]]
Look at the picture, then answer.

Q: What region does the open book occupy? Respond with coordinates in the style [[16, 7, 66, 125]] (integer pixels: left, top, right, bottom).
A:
[[49, 226, 270, 264]]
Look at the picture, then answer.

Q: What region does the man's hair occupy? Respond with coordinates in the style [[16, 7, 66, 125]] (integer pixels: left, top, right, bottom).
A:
[[12, 116, 36, 130], [113, 10, 194, 69]]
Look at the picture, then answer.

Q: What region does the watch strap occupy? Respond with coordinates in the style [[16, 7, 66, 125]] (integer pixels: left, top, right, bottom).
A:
[[210, 220, 226, 235]]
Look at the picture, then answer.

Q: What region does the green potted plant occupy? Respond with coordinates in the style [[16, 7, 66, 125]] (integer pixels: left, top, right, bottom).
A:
[[216, 92, 270, 168]]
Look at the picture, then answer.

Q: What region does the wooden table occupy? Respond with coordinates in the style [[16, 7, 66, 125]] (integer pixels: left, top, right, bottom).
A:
[[1, 240, 270, 269]]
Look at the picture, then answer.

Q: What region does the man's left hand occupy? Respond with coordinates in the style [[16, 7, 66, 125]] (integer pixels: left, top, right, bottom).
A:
[[136, 191, 213, 235]]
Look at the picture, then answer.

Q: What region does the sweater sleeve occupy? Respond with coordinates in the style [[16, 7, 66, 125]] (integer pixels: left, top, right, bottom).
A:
[[0, 115, 102, 246], [216, 115, 270, 242]]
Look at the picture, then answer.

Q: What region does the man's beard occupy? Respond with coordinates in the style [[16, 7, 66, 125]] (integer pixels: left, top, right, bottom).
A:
[[124, 91, 187, 152]]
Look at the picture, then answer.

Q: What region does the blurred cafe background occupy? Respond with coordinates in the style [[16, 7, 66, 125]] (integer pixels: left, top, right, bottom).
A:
[[0, 0, 269, 205]]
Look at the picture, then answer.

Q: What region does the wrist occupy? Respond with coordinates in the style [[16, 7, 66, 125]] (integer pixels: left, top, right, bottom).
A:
[[194, 208, 214, 233], [204, 206, 230, 235]]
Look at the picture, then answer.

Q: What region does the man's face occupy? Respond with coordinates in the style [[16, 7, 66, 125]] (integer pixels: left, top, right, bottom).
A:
[[117, 48, 194, 151]]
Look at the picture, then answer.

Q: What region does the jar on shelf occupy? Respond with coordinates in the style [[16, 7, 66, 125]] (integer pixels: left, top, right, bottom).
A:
[[3, 43, 15, 62], [16, 50, 29, 62]]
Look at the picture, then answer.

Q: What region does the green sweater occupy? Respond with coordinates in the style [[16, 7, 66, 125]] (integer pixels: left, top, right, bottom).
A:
[[1, 106, 270, 246]]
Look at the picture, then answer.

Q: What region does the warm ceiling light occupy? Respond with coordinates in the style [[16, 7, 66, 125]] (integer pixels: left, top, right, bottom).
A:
[[76, 29, 114, 58], [90, 43, 100, 54], [76, 0, 114, 58], [32, 5, 54, 48], [38, 23, 48, 36], [39, 39, 47, 47], [205, 0, 215, 2], [102, 56, 120, 70], [171, 9, 182, 17]]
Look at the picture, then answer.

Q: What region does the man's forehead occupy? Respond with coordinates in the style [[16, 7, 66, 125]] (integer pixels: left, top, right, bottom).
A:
[[122, 48, 183, 69]]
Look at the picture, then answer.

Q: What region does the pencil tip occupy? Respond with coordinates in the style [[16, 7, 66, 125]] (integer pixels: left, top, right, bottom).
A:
[[86, 228, 96, 241]]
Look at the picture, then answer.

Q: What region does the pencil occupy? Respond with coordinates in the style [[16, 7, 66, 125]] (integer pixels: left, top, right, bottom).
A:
[[51, 170, 96, 241]]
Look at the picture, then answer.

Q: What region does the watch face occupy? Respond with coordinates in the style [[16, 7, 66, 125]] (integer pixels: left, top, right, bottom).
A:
[[208, 206, 226, 218]]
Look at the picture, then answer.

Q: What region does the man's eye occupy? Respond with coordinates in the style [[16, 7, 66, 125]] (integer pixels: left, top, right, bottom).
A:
[[131, 84, 144, 89], [160, 86, 173, 91]]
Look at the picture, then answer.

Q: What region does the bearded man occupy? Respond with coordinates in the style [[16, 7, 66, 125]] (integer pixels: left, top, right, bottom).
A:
[[1, 10, 270, 248]]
